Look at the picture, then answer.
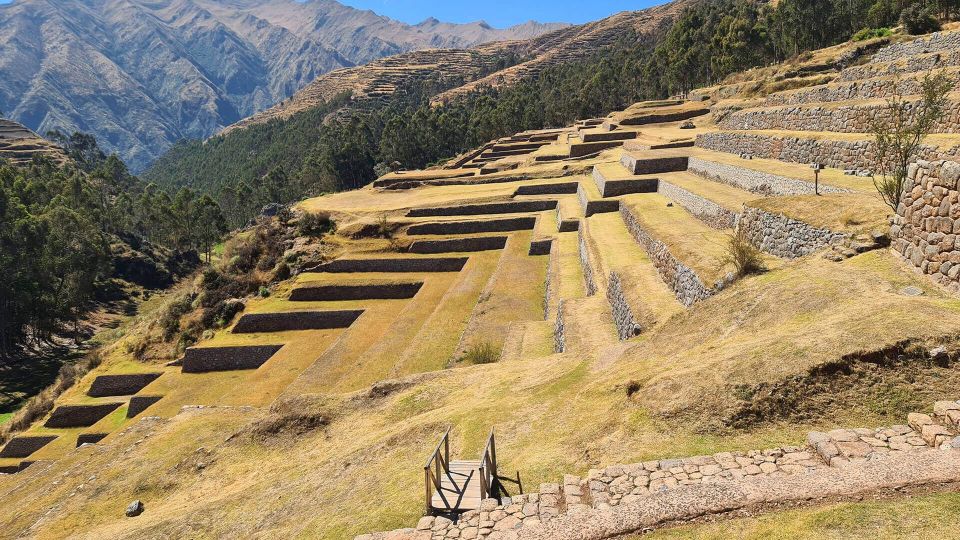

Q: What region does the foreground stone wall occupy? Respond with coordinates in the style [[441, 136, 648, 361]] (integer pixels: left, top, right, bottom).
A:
[[87, 373, 162, 397], [358, 399, 960, 540], [696, 132, 959, 172], [620, 205, 719, 306], [606, 272, 640, 340], [738, 206, 847, 259], [181, 344, 284, 373], [656, 179, 739, 229], [687, 156, 848, 195], [891, 159, 960, 290]]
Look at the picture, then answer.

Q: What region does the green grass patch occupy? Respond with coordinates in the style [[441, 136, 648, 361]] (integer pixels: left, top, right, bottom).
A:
[[0, 412, 12, 426]]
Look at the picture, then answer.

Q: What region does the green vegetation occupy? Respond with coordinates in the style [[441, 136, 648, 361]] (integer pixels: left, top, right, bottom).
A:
[[462, 341, 501, 364], [871, 71, 953, 211], [722, 229, 768, 279], [0, 413, 12, 426], [852, 27, 893, 40], [0, 134, 226, 367]]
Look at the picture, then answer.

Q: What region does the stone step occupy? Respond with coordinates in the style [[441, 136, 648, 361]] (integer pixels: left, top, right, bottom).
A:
[[578, 129, 638, 143], [591, 163, 659, 198], [408, 236, 508, 254], [576, 182, 620, 218], [619, 150, 688, 176]]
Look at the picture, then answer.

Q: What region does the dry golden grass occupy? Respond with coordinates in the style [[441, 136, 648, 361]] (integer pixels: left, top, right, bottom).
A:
[[658, 171, 762, 211], [748, 193, 891, 235]]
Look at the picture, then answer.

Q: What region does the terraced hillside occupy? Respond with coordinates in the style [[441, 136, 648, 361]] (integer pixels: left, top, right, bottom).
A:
[[0, 119, 67, 166], [223, 0, 695, 133], [6, 31, 960, 540]]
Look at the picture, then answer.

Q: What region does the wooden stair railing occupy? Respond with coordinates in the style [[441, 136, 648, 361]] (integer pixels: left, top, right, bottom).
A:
[[478, 429, 500, 503], [424, 429, 452, 515]]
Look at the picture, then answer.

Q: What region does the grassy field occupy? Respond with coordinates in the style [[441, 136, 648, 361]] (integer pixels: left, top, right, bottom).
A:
[[0, 413, 11, 426]]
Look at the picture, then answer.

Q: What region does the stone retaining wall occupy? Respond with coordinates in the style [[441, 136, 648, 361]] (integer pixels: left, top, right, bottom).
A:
[[688, 156, 849, 195], [44, 403, 122, 428], [0, 435, 57, 458], [696, 132, 960, 172], [308, 257, 468, 273], [891, 159, 960, 290], [767, 72, 960, 106], [606, 272, 640, 340], [618, 107, 709, 126], [181, 344, 284, 373], [232, 310, 364, 333], [578, 228, 597, 296], [407, 201, 557, 217], [87, 373, 162, 397], [528, 239, 553, 256], [76, 433, 107, 447], [580, 131, 637, 143], [407, 217, 536, 236], [871, 31, 960, 64], [514, 182, 579, 196], [656, 179, 739, 229], [592, 167, 658, 197], [738, 206, 846, 258], [569, 141, 623, 158], [553, 300, 566, 353], [409, 236, 508, 254], [290, 283, 424, 301], [358, 400, 960, 540], [620, 205, 718, 306], [578, 184, 620, 217], [840, 48, 960, 82], [619, 154, 688, 176], [127, 396, 163, 418], [719, 98, 960, 134]]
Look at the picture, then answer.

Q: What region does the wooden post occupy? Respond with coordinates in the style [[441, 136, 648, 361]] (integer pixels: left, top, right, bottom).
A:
[[810, 162, 823, 196]]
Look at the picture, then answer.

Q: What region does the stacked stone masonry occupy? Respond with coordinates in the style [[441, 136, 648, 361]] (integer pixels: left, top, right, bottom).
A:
[[553, 300, 566, 354], [44, 403, 122, 428], [0, 435, 57, 458], [656, 179, 739, 229], [687, 156, 848, 196], [407, 217, 537, 236], [696, 132, 959, 172], [871, 31, 960, 64], [290, 283, 424, 301], [737, 206, 847, 259], [619, 205, 719, 307], [358, 400, 960, 540], [577, 227, 597, 296], [719, 98, 960, 134], [309, 257, 468, 273], [839, 48, 960, 82], [181, 344, 284, 373], [766, 72, 960, 107], [407, 201, 557, 217], [891, 159, 960, 290], [409, 237, 508, 254], [87, 373, 162, 397], [606, 271, 640, 340], [232, 310, 364, 333]]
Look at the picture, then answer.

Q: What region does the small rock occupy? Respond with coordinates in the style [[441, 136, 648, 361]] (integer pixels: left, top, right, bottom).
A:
[[125, 500, 144, 518], [901, 286, 924, 297]]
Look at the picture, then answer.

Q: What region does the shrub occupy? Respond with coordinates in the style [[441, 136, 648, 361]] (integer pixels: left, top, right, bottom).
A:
[[900, 4, 941, 35], [258, 286, 271, 298], [721, 229, 767, 278], [462, 341, 501, 364], [298, 212, 333, 237], [852, 27, 892, 41]]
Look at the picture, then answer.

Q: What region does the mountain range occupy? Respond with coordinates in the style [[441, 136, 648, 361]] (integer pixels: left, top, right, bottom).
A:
[[0, 0, 567, 170]]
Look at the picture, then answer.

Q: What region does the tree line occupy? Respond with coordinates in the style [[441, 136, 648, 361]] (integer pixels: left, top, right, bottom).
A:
[[0, 133, 227, 359], [143, 0, 956, 220]]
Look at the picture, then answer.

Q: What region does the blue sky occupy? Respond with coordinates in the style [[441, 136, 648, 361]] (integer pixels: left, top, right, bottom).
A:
[[339, 1, 661, 27]]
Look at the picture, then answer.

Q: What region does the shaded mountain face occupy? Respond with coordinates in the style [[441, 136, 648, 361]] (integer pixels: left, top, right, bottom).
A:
[[0, 0, 567, 171]]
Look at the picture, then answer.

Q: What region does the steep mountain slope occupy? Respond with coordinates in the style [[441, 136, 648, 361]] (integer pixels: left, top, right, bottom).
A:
[[0, 0, 566, 171], [225, 2, 693, 132]]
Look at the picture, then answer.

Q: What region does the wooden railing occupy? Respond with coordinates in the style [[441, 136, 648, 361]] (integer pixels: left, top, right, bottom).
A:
[[424, 429, 451, 514], [478, 429, 500, 503]]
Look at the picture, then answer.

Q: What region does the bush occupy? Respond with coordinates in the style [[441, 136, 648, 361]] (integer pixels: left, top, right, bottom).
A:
[[298, 212, 333, 237], [462, 341, 501, 364], [852, 27, 892, 41], [901, 4, 941, 35], [721, 229, 767, 278]]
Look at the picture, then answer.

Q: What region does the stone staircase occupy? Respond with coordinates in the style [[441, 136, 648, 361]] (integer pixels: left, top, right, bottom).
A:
[[358, 400, 960, 540]]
